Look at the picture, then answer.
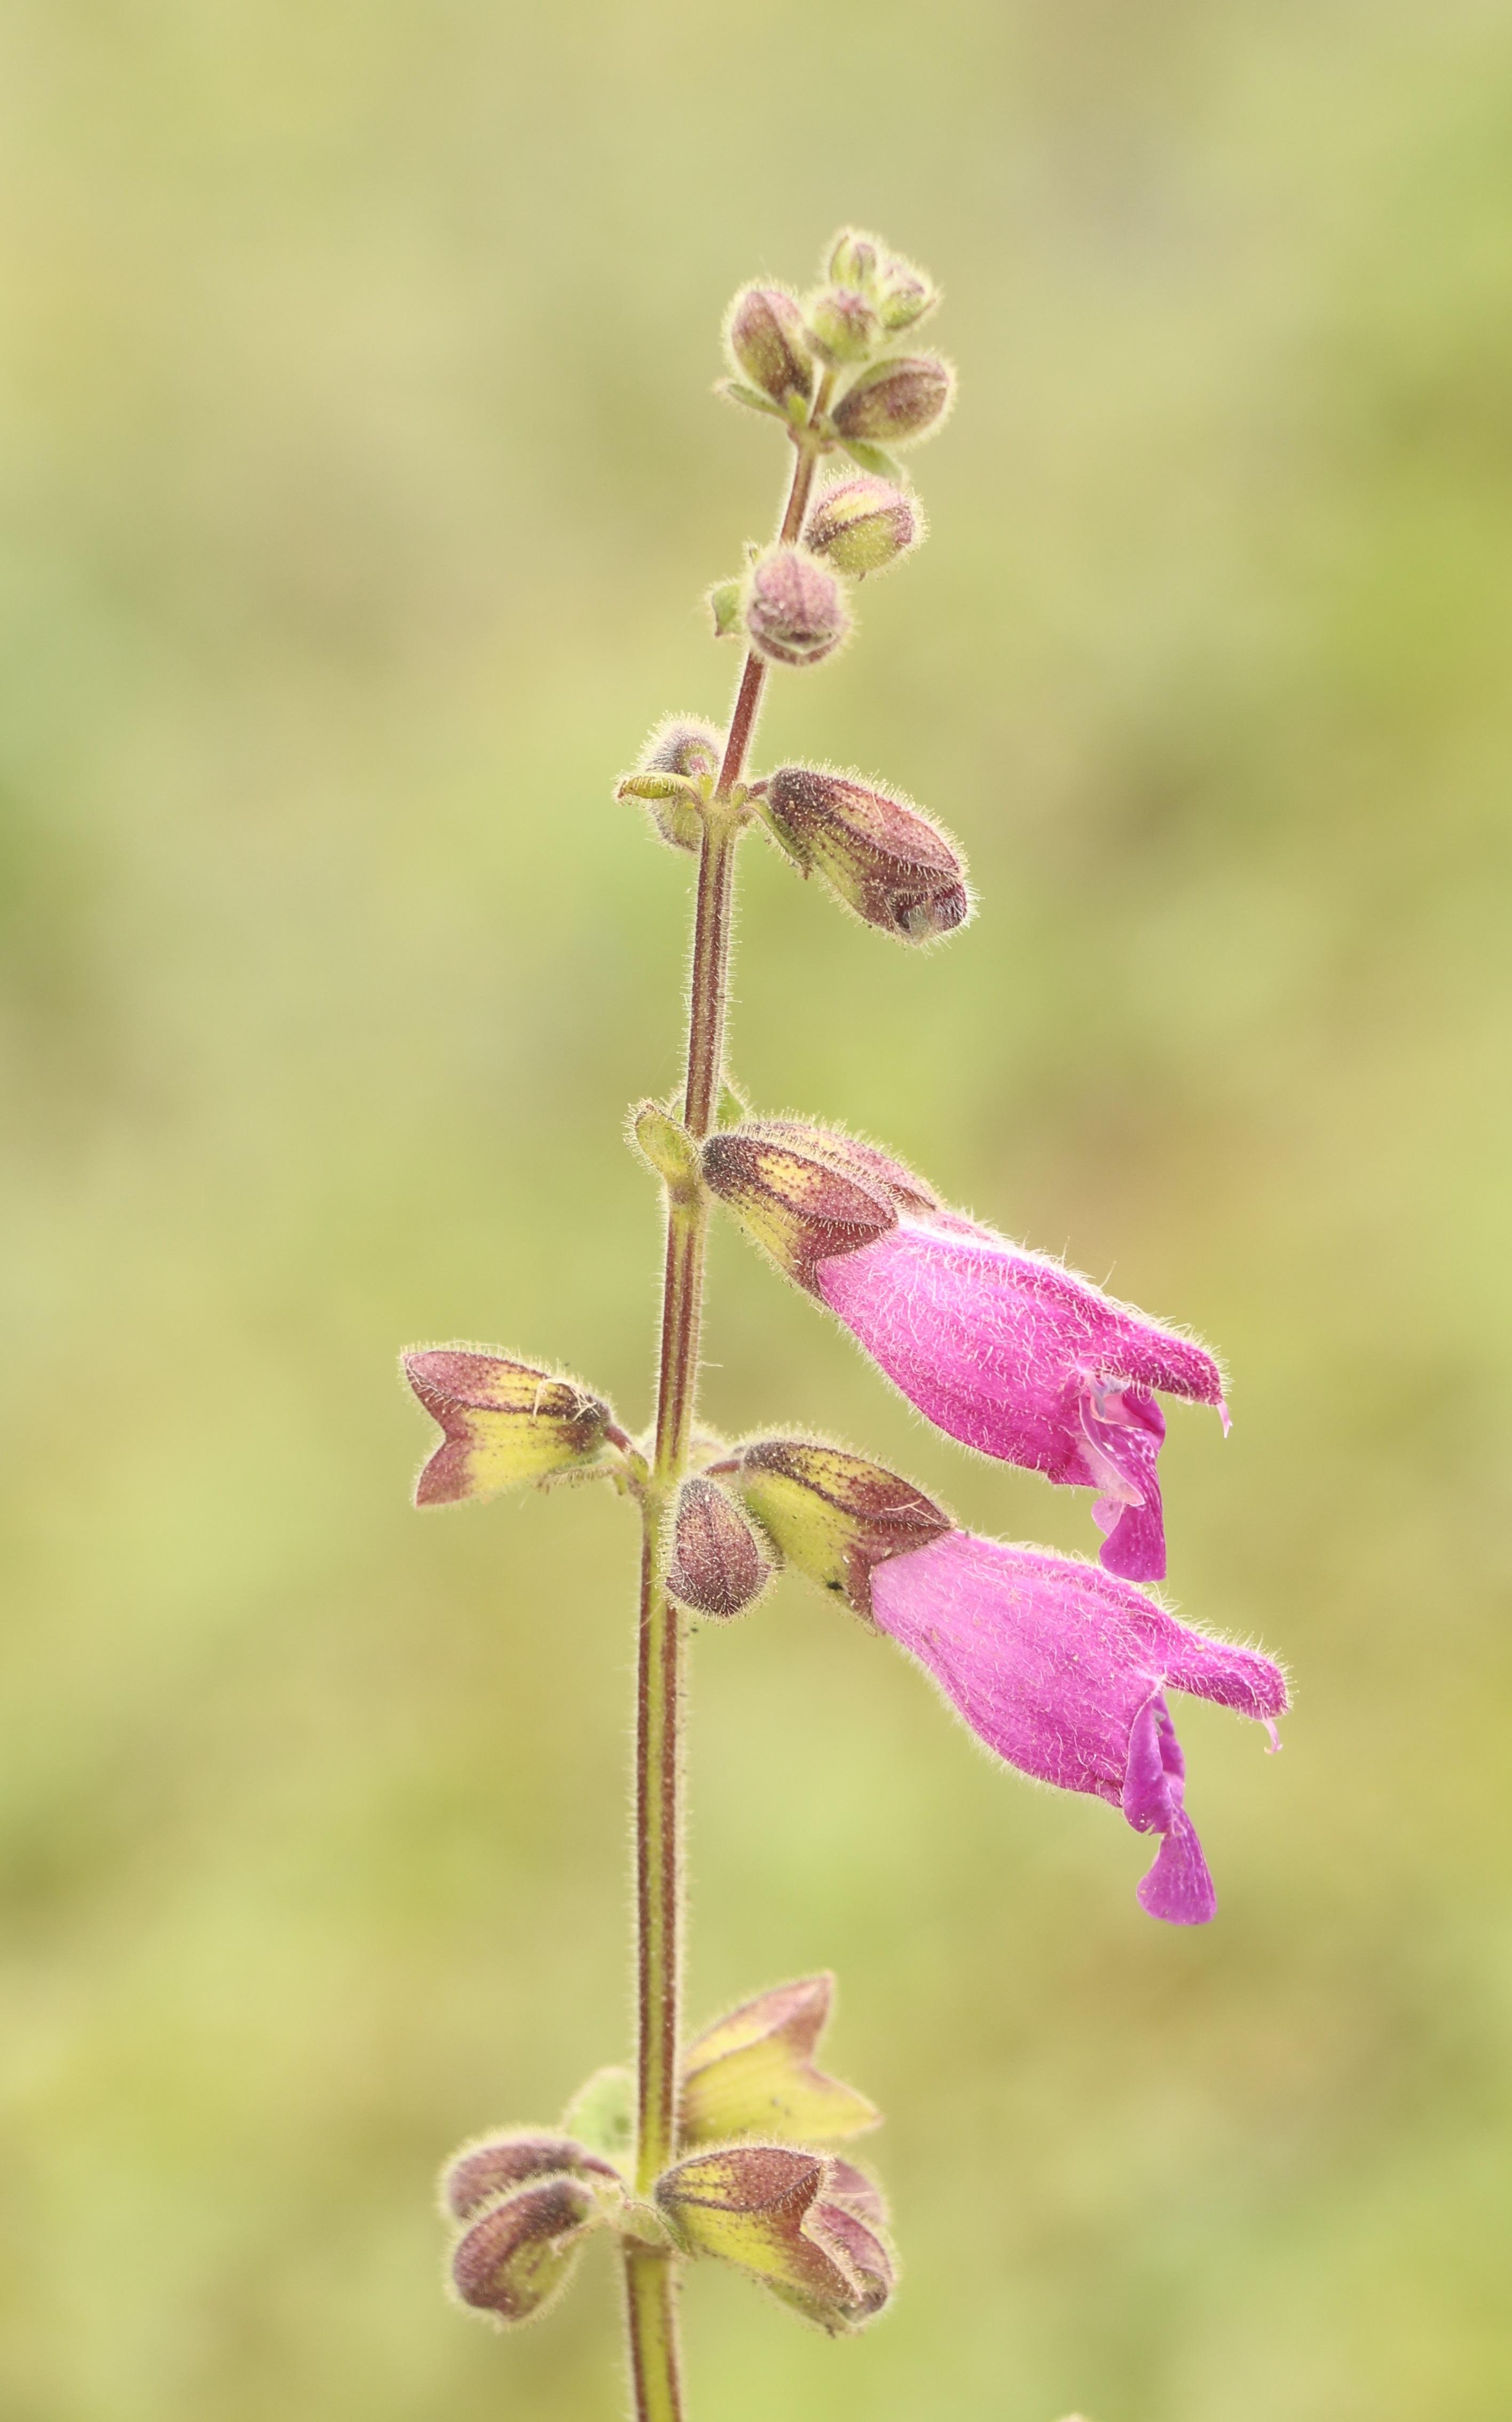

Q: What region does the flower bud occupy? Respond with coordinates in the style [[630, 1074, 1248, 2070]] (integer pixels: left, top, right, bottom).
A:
[[641, 715, 721, 783], [444, 2133, 620, 2222], [632, 1099, 701, 1196], [823, 229, 939, 334], [681, 1973, 880, 2145], [805, 285, 879, 366], [803, 476, 921, 579], [655, 2145, 894, 2334], [666, 1475, 774, 1619], [620, 715, 722, 852], [875, 249, 938, 334], [825, 228, 880, 289], [726, 286, 813, 408], [403, 1349, 617, 1506], [760, 766, 968, 941], [731, 1438, 952, 1618], [744, 547, 850, 670], [701, 1127, 896, 1291], [834, 355, 954, 447], [450, 2175, 598, 2325]]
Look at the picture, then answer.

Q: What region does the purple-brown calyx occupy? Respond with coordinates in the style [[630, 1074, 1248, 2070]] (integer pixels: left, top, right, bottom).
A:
[[444, 2132, 620, 2223], [758, 767, 968, 941], [832, 354, 954, 446], [726, 285, 814, 407], [666, 1474, 773, 1619], [744, 548, 850, 670]]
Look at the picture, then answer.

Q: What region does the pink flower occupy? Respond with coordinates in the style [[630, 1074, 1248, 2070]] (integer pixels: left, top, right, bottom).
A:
[[868, 1531, 1285, 1924], [818, 1216, 1225, 1582], [702, 1125, 1227, 1582]]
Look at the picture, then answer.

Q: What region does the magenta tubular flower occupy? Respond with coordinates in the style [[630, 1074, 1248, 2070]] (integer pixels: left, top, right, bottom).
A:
[[818, 1216, 1225, 1581], [702, 1125, 1227, 1582], [869, 1531, 1285, 1923]]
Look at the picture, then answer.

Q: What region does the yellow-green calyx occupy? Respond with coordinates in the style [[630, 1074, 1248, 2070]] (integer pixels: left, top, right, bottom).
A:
[[403, 1348, 619, 1506], [680, 1973, 879, 2144], [655, 2144, 894, 2334], [730, 1437, 952, 1617]]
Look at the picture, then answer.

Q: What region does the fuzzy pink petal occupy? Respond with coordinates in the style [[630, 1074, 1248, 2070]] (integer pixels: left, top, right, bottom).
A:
[[817, 1226, 1101, 1479], [869, 1531, 1283, 1926], [1137, 1812, 1216, 1924], [870, 1532, 1145, 1798], [815, 1221, 1224, 1572], [1120, 1692, 1182, 1834], [1088, 1388, 1168, 1580]]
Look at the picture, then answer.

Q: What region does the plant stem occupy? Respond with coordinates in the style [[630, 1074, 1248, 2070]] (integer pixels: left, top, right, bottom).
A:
[[714, 376, 833, 803], [624, 2237, 684, 2422], [623, 399, 832, 2422]]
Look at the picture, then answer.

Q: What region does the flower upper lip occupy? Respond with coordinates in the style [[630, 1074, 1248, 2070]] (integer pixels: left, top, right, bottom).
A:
[[702, 1120, 1229, 1584]]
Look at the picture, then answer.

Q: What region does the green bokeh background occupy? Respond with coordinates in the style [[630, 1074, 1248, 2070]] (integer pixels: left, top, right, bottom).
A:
[[4, 5, 1510, 2418]]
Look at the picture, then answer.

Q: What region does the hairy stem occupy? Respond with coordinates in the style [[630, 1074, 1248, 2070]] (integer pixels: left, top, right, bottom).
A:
[[623, 405, 830, 2421], [623, 2236, 683, 2422], [714, 374, 833, 801]]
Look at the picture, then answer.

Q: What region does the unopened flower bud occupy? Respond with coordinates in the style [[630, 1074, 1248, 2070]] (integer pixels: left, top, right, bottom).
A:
[[701, 1127, 896, 1290], [732, 1438, 952, 1618], [834, 354, 954, 447], [620, 715, 722, 852], [403, 1349, 616, 1506], [450, 2175, 598, 2325], [875, 248, 938, 334], [444, 2133, 619, 2222], [655, 2145, 893, 2334], [826, 228, 880, 289], [666, 1474, 774, 1619], [726, 286, 813, 408], [632, 1099, 701, 1195], [681, 1973, 880, 2145], [761, 766, 968, 941], [642, 715, 721, 782], [805, 285, 879, 366], [744, 547, 850, 670], [803, 476, 921, 579]]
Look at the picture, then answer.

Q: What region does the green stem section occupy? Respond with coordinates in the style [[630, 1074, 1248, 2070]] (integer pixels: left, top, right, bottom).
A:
[[623, 400, 832, 2422], [623, 2227, 683, 2422]]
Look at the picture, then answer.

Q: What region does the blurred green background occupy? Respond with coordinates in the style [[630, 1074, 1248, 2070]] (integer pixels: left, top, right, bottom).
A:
[[3, 4, 1510, 2418]]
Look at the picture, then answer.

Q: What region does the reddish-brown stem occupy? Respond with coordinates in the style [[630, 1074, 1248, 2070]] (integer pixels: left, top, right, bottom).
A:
[[714, 373, 834, 803], [623, 392, 832, 2422]]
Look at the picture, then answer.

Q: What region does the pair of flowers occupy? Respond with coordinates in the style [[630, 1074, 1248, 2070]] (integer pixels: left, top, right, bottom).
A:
[[698, 1118, 1285, 1925], [407, 1114, 1285, 1927]]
